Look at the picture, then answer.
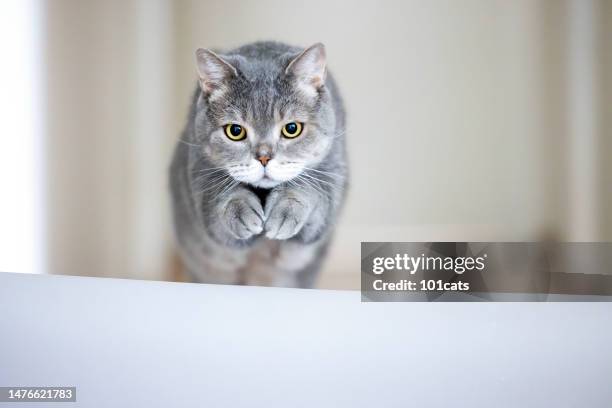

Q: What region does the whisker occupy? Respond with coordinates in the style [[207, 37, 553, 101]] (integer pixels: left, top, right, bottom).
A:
[[303, 167, 342, 179], [203, 176, 233, 194], [195, 167, 228, 175], [202, 178, 230, 192], [179, 139, 202, 148], [192, 171, 234, 197], [300, 172, 341, 193], [217, 179, 239, 197], [192, 172, 226, 185], [192, 172, 228, 189], [295, 174, 331, 199]]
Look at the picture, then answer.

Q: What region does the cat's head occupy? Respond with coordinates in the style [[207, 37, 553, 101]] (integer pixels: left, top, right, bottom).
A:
[[194, 43, 336, 189]]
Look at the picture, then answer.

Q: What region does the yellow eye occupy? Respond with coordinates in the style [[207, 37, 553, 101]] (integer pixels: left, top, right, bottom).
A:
[[224, 124, 246, 141], [281, 122, 303, 138]]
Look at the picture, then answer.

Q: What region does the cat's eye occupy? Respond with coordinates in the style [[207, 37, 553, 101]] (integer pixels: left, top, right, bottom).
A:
[[224, 124, 246, 141], [281, 122, 303, 138]]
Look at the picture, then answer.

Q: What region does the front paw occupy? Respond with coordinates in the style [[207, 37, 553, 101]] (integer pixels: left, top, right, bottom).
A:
[[222, 193, 264, 240], [264, 190, 312, 240]]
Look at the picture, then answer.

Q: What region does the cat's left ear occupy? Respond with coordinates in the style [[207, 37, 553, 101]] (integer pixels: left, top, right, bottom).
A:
[[285, 43, 327, 95]]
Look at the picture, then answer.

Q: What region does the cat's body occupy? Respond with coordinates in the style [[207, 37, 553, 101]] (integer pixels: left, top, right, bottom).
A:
[[170, 41, 347, 287]]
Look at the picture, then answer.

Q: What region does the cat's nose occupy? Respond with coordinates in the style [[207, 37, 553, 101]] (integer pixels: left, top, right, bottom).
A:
[[255, 143, 273, 166], [257, 155, 270, 166]]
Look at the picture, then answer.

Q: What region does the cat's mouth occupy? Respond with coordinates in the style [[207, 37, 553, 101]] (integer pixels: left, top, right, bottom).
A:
[[228, 160, 303, 189], [251, 175, 281, 189], [227, 171, 282, 189]]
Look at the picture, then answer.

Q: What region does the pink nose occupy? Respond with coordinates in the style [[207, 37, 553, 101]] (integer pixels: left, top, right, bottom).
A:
[[258, 156, 270, 166]]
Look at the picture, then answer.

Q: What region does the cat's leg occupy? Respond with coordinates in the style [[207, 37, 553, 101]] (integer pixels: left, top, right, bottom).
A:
[[263, 186, 314, 240], [241, 239, 322, 287], [204, 186, 265, 246], [263, 184, 332, 243], [187, 259, 241, 284], [176, 229, 251, 284], [269, 241, 324, 287]]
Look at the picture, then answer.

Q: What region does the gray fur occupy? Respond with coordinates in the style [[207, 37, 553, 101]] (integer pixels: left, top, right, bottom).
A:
[[170, 41, 347, 287]]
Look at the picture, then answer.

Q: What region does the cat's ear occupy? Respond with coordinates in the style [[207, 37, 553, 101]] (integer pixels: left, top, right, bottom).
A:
[[195, 48, 237, 96], [285, 43, 327, 94]]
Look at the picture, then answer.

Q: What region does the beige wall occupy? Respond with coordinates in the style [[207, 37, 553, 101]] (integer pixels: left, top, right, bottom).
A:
[[46, 0, 175, 280], [45, 0, 612, 288], [601, 1, 612, 244]]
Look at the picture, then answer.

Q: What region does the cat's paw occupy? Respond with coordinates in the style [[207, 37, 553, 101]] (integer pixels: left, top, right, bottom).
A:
[[264, 190, 312, 240], [222, 192, 264, 240]]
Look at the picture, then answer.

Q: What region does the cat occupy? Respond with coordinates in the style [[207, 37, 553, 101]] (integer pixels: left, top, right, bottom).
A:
[[170, 41, 347, 287]]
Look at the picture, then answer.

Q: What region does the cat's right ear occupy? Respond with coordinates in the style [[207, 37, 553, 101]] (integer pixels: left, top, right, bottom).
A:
[[195, 48, 237, 96]]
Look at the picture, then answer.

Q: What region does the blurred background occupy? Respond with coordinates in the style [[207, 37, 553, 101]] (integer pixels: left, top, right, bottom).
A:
[[0, 0, 610, 289]]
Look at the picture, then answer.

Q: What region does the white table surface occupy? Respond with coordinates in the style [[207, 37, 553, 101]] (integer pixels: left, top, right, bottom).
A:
[[1, 272, 611, 407]]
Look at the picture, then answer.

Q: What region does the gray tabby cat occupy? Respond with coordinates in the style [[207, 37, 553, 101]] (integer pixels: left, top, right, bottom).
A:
[[170, 41, 347, 287]]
